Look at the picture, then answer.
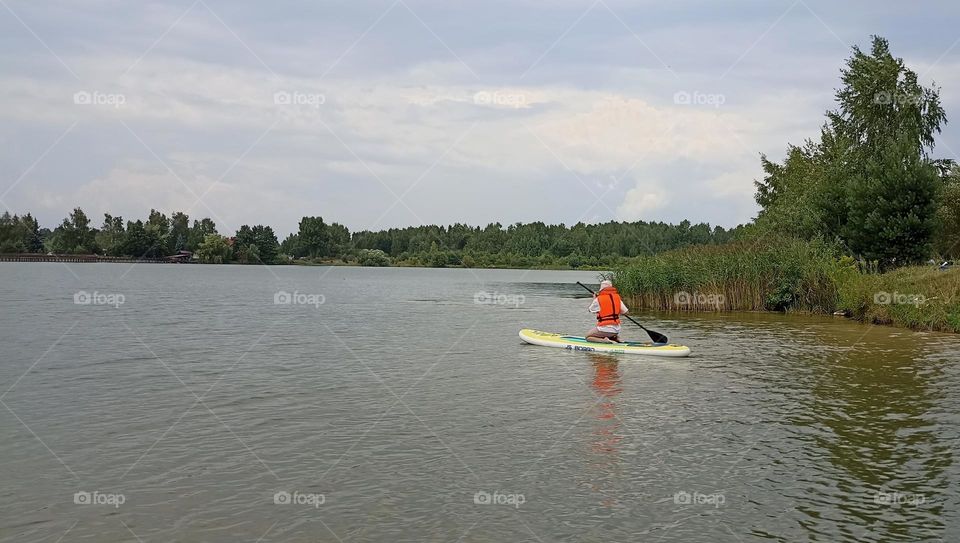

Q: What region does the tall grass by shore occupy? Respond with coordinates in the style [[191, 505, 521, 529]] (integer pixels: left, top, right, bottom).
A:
[[613, 239, 960, 333]]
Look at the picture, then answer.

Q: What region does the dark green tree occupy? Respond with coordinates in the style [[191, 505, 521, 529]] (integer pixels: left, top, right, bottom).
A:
[[169, 212, 189, 253], [234, 224, 279, 264], [845, 135, 939, 266], [187, 218, 218, 251], [95, 214, 126, 256], [195, 234, 233, 263], [934, 165, 960, 259], [280, 233, 303, 258], [297, 216, 330, 257], [755, 36, 946, 267], [122, 220, 163, 257], [48, 207, 97, 254], [830, 36, 945, 266]]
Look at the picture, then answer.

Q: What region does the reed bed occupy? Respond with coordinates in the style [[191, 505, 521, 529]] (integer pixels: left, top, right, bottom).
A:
[[614, 239, 842, 312], [613, 239, 960, 332]]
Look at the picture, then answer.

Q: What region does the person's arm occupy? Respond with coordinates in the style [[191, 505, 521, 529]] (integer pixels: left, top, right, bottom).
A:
[[588, 298, 600, 313], [620, 300, 629, 315]]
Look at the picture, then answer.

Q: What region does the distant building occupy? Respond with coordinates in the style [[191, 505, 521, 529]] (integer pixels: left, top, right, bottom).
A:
[[168, 250, 194, 263]]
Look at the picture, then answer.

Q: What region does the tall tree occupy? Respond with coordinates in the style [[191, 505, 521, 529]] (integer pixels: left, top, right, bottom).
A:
[[95, 214, 126, 256], [844, 135, 939, 265], [829, 36, 945, 266], [194, 234, 233, 263], [169, 211, 190, 253], [280, 233, 303, 258], [755, 35, 946, 267], [297, 216, 330, 257], [0, 212, 23, 252], [48, 207, 97, 254], [187, 218, 218, 251], [122, 220, 163, 257], [20, 213, 43, 253], [234, 224, 279, 264], [934, 165, 960, 259], [145, 209, 170, 254]]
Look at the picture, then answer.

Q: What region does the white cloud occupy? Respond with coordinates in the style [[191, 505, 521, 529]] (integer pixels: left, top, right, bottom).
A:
[[703, 168, 762, 198], [616, 181, 670, 221], [4, 1, 958, 234], [0, 56, 811, 232]]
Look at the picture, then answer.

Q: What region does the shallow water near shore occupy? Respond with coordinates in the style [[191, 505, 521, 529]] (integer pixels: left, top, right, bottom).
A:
[[1, 263, 959, 542]]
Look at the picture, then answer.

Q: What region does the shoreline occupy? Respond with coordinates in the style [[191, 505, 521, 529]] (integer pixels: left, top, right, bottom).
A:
[[0, 253, 610, 271], [0, 253, 179, 264]]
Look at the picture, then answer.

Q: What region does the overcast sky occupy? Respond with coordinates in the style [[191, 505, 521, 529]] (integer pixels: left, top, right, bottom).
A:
[[1, 0, 959, 237]]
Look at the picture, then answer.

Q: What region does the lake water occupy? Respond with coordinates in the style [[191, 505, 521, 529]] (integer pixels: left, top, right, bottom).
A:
[[1, 263, 959, 542]]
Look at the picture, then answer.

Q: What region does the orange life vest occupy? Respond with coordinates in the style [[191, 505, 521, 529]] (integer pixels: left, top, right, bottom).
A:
[[596, 287, 622, 326]]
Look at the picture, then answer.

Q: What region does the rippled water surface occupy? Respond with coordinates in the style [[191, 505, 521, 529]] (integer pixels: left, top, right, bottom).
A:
[[1, 263, 959, 542]]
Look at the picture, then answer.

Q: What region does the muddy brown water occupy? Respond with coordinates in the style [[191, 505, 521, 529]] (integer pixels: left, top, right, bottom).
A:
[[1, 264, 958, 542]]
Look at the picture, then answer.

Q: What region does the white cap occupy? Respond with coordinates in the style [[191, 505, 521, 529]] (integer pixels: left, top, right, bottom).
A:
[[599, 280, 613, 289]]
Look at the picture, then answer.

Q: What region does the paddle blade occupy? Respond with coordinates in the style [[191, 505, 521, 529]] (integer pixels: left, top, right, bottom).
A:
[[645, 329, 669, 344]]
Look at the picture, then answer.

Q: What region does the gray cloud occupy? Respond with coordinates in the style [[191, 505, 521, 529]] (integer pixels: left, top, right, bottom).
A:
[[1, 0, 958, 236]]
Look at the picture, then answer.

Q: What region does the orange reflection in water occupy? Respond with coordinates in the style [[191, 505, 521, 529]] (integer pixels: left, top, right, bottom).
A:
[[587, 354, 624, 507], [590, 354, 623, 450]]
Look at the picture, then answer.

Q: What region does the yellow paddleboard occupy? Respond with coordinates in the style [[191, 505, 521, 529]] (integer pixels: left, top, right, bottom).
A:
[[519, 329, 691, 358]]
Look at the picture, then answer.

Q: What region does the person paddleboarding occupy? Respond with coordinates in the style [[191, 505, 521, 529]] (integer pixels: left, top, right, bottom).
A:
[[586, 280, 629, 343]]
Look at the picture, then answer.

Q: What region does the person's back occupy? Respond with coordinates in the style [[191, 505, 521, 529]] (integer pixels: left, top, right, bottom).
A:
[[586, 280, 629, 343]]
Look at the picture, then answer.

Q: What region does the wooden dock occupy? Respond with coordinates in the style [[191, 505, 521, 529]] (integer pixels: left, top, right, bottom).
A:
[[0, 254, 187, 264]]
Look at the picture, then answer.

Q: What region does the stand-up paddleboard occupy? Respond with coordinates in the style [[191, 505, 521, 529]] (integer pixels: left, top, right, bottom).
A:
[[519, 329, 691, 358]]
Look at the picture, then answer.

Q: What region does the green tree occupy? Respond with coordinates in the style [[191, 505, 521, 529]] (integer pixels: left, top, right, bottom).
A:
[[844, 135, 939, 266], [297, 216, 330, 257], [234, 224, 279, 264], [327, 222, 351, 256], [18, 213, 41, 253], [754, 140, 833, 238], [122, 220, 163, 257], [187, 218, 217, 251], [830, 36, 945, 266], [934, 165, 960, 259], [95, 214, 126, 256], [754, 36, 946, 267], [145, 209, 170, 253], [169, 212, 189, 253], [194, 234, 233, 263], [0, 212, 24, 252], [0, 213, 43, 253], [830, 37, 945, 156], [280, 233, 303, 258], [48, 207, 97, 254]]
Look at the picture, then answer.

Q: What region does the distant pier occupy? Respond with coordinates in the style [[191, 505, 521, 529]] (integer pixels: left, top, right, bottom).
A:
[[0, 253, 191, 264]]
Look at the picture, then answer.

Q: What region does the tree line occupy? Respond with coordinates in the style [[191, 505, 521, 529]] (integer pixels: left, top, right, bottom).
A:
[[0, 209, 743, 268]]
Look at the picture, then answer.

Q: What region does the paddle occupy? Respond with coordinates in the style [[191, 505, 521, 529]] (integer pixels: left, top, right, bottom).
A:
[[576, 281, 669, 344]]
